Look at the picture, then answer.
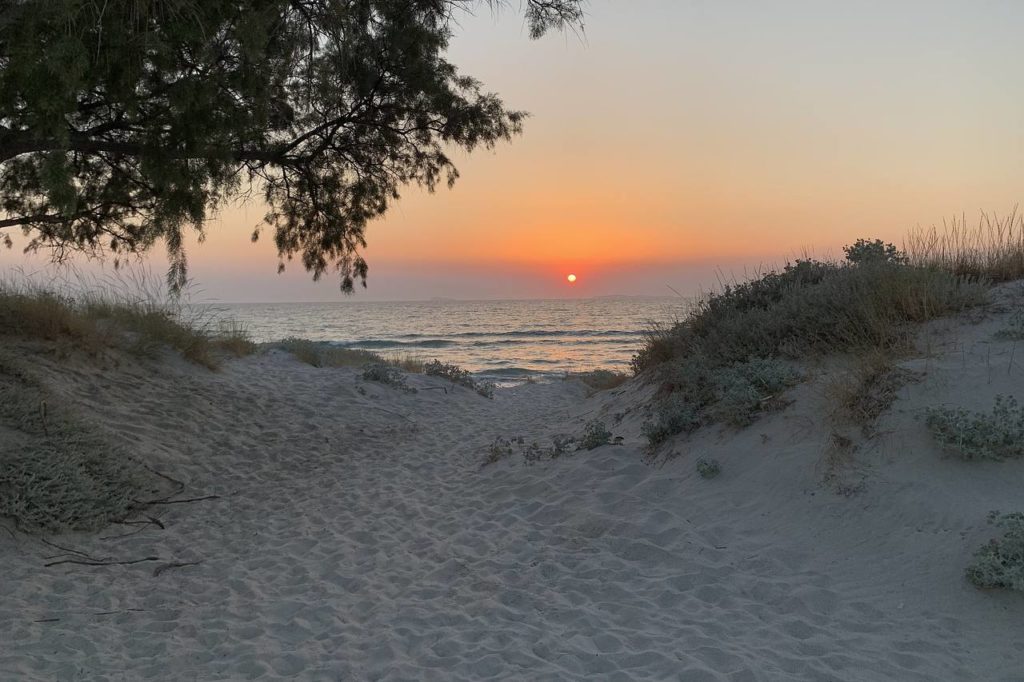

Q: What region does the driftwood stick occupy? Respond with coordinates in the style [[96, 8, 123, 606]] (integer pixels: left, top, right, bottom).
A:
[[45, 555, 160, 568], [148, 495, 221, 506]]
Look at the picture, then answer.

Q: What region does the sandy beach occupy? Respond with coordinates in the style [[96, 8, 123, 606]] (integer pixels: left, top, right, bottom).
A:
[[0, 284, 1021, 680]]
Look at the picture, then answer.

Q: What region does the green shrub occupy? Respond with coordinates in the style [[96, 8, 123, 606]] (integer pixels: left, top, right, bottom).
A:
[[423, 359, 494, 398], [642, 357, 798, 446], [709, 358, 801, 427], [633, 255, 985, 374], [844, 239, 908, 265], [696, 458, 721, 479], [484, 437, 516, 466], [926, 395, 1024, 461], [362, 362, 415, 392], [642, 393, 702, 447], [966, 511, 1024, 591], [578, 420, 612, 450]]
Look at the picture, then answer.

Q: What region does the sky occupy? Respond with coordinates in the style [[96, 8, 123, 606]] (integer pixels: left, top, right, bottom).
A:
[[3, 0, 1024, 301]]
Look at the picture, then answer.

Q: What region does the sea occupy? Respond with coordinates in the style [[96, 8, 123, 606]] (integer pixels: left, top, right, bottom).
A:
[[205, 297, 685, 383]]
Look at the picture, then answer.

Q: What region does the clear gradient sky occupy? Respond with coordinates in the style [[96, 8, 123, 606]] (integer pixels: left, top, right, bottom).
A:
[[3, 0, 1024, 301]]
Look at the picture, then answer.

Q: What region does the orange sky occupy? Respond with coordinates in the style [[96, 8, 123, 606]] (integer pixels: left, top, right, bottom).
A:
[[3, 1, 1024, 300]]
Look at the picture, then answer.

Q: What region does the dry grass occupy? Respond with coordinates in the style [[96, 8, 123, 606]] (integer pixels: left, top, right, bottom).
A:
[[275, 338, 382, 368], [905, 209, 1024, 282], [569, 369, 630, 392], [386, 353, 425, 373], [274, 340, 428, 373], [0, 276, 254, 369], [0, 356, 161, 533], [825, 351, 920, 435]]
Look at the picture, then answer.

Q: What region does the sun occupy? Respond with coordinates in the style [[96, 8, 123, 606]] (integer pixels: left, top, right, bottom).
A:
[[566, 274, 577, 283]]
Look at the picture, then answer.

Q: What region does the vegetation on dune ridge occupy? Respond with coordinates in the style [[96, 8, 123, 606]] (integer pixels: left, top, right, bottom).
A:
[[0, 276, 254, 368], [423, 360, 495, 398], [904, 209, 1024, 283], [634, 237, 991, 448], [0, 357, 160, 533]]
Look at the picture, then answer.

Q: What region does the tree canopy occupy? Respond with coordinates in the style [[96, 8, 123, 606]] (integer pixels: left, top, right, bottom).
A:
[[0, 0, 583, 291]]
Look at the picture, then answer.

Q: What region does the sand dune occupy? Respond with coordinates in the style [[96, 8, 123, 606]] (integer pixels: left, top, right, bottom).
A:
[[2, 286, 1024, 680]]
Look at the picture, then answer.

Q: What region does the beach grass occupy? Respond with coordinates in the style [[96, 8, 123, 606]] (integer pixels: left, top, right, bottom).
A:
[[0, 357, 154, 533], [905, 209, 1024, 283], [0, 276, 254, 369], [274, 338, 383, 368]]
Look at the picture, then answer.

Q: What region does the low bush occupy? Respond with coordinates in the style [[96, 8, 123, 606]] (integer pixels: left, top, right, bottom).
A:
[[633, 235, 991, 448], [578, 420, 612, 450], [925, 395, 1024, 461], [844, 239, 908, 265], [362, 362, 416, 392], [642, 357, 798, 446], [708, 358, 801, 427], [484, 436, 516, 466], [966, 511, 1024, 591], [633, 259, 984, 374], [572, 369, 630, 392], [642, 393, 702, 447], [696, 457, 721, 479], [423, 359, 494, 398]]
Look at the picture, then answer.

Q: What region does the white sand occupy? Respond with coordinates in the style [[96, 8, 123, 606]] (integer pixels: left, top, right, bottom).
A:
[[2, 284, 1024, 680]]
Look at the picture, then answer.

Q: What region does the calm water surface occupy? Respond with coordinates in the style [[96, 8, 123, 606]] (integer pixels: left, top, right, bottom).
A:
[[206, 298, 685, 381]]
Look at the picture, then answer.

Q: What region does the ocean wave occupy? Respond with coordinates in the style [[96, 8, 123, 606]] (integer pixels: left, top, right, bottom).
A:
[[394, 329, 643, 339], [337, 339, 456, 349]]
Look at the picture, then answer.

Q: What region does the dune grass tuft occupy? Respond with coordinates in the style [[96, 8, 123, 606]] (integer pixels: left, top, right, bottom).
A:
[[0, 358, 155, 533], [826, 352, 919, 435], [0, 277, 254, 368], [905, 209, 1024, 283], [275, 338, 383, 368]]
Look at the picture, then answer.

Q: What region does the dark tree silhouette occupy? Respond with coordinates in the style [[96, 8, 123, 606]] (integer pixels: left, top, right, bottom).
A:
[[0, 0, 584, 290]]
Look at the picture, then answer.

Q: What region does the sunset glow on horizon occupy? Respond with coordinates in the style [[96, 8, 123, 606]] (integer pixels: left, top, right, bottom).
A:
[[4, 1, 1024, 302]]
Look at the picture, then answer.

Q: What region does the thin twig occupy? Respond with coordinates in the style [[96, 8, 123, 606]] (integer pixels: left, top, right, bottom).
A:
[[148, 495, 220, 506], [99, 515, 165, 541], [39, 537, 96, 559], [152, 561, 201, 577], [45, 556, 160, 568]]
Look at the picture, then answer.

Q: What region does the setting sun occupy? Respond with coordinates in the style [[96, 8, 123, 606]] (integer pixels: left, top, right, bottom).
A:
[[567, 274, 577, 283]]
